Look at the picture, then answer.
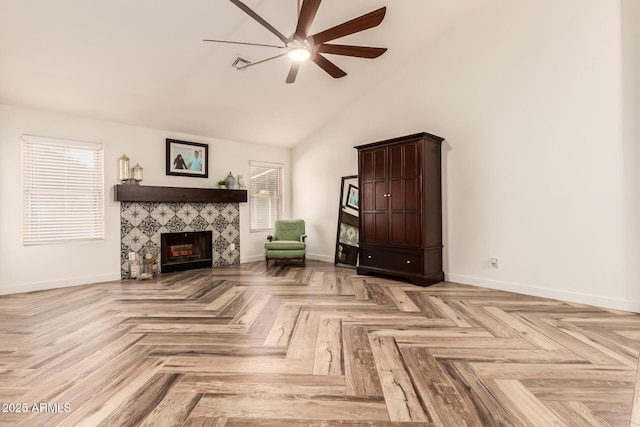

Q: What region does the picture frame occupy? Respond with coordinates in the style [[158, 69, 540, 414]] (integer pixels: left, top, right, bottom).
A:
[[166, 139, 208, 178], [345, 183, 359, 210], [335, 175, 359, 269]]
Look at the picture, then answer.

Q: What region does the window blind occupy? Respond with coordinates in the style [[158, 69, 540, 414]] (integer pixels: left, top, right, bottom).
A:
[[22, 135, 105, 245], [249, 161, 283, 231]]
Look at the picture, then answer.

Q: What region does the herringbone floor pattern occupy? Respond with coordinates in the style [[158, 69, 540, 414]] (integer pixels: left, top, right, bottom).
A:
[[1, 260, 639, 426]]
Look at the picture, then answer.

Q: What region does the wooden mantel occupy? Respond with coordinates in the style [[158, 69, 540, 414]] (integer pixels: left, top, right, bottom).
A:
[[114, 185, 247, 203]]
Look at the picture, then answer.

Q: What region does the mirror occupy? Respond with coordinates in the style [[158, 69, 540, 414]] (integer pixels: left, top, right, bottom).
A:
[[335, 175, 359, 268]]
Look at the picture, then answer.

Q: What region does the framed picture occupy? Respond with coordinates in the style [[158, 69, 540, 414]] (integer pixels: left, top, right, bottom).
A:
[[166, 139, 208, 178], [346, 184, 359, 210]]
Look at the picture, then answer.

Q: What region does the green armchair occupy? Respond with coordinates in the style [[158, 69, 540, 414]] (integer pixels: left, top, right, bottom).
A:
[[265, 219, 307, 266]]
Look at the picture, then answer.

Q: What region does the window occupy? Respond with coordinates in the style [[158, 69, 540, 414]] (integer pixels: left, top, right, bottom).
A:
[[22, 135, 105, 245], [249, 161, 283, 231]]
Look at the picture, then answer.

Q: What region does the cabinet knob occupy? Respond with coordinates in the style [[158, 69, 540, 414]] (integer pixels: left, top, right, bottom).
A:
[[367, 255, 372, 259], [406, 260, 411, 264]]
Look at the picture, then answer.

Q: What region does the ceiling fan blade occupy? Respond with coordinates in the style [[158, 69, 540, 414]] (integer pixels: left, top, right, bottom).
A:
[[203, 39, 284, 49], [318, 44, 387, 58], [286, 63, 301, 84], [235, 53, 287, 70], [311, 53, 347, 79], [311, 7, 386, 45], [229, 0, 290, 45], [294, 0, 321, 40]]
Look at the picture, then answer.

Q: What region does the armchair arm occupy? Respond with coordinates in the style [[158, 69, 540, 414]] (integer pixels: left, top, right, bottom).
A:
[[267, 235, 274, 242], [300, 234, 307, 242]]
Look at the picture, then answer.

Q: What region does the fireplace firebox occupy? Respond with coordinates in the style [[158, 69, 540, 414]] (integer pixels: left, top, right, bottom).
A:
[[161, 231, 213, 273]]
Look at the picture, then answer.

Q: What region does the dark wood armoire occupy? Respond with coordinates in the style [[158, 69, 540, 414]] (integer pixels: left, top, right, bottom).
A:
[[355, 132, 444, 286]]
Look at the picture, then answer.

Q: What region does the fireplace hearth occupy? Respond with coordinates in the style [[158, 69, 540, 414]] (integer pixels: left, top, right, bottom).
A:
[[161, 231, 213, 273]]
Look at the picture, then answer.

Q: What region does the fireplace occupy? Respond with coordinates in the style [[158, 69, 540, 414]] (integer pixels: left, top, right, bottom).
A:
[[161, 231, 213, 273], [119, 201, 241, 279]]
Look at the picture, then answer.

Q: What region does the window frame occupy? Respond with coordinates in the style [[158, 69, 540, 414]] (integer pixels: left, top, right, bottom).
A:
[[22, 134, 105, 245], [249, 160, 284, 232]]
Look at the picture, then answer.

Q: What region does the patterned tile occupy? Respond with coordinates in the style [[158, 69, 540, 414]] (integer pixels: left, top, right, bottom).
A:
[[121, 203, 149, 227], [221, 224, 239, 243], [190, 215, 209, 232], [212, 215, 229, 233], [176, 204, 198, 225], [150, 203, 176, 225], [120, 202, 241, 278], [200, 205, 220, 223], [121, 228, 150, 252], [138, 216, 162, 237], [165, 216, 187, 233]]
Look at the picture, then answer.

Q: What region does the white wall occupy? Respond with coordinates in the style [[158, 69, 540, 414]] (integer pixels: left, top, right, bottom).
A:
[[292, 0, 638, 311], [0, 104, 290, 294], [621, 0, 640, 308]]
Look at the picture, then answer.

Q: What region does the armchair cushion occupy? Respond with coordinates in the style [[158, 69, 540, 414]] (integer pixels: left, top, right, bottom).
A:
[[265, 240, 306, 250]]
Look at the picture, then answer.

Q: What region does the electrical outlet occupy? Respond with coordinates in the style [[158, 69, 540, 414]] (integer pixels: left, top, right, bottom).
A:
[[230, 243, 236, 251], [491, 257, 499, 268], [128, 252, 136, 261]]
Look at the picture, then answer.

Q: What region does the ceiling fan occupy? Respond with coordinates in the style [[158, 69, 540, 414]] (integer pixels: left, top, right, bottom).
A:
[[203, 0, 387, 83]]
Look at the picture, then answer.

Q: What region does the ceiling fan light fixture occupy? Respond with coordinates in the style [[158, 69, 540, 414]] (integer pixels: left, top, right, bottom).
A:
[[288, 47, 311, 62]]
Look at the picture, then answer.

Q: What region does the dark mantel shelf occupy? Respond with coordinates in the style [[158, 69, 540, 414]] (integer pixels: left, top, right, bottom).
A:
[[114, 185, 247, 203]]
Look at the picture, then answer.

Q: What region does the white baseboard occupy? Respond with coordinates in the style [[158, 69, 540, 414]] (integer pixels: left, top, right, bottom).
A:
[[241, 255, 266, 263], [0, 273, 121, 296], [307, 253, 334, 263], [242, 253, 334, 264], [446, 273, 640, 313]]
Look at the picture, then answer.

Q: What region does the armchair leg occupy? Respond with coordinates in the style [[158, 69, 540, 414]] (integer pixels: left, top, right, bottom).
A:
[[302, 255, 305, 267]]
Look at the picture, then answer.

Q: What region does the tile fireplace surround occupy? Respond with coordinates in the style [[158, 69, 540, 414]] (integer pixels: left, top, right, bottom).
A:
[[119, 201, 240, 278]]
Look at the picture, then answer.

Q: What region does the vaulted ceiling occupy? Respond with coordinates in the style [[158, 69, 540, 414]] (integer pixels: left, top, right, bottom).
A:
[[0, 0, 492, 147]]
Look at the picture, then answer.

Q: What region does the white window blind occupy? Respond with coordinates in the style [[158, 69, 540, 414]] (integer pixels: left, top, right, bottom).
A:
[[249, 161, 283, 231], [22, 135, 105, 245]]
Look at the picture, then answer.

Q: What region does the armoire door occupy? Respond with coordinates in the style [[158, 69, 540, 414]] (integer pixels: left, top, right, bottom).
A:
[[388, 141, 422, 247], [359, 146, 388, 244]]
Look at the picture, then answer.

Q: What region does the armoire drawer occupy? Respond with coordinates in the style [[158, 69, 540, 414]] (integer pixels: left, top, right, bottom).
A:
[[360, 249, 422, 275]]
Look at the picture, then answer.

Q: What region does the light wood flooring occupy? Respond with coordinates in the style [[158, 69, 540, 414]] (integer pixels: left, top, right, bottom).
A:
[[1, 260, 639, 426]]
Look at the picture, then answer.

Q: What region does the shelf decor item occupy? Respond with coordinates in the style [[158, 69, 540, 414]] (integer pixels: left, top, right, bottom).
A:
[[225, 172, 236, 189], [137, 252, 158, 280], [118, 154, 130, 182], [237, 175, 246, 189], [131, 163, 143, 184], [129, 259, 139, 279]]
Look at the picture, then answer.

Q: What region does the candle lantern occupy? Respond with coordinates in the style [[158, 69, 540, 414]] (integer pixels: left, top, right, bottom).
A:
[[137, 252, 157, 280], [118, 154, 130, 182], [132, 163, 143, 184]]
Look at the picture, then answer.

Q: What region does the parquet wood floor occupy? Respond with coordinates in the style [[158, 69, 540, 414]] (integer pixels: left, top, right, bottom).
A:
[[1, 260, 639, 426]]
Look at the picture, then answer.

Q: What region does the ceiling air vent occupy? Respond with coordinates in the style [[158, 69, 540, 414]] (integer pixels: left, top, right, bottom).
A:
[[232, 57, 251, 70]]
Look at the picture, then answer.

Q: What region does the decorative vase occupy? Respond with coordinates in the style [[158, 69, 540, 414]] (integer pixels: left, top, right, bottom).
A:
[[225, 172, 236, 189]]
